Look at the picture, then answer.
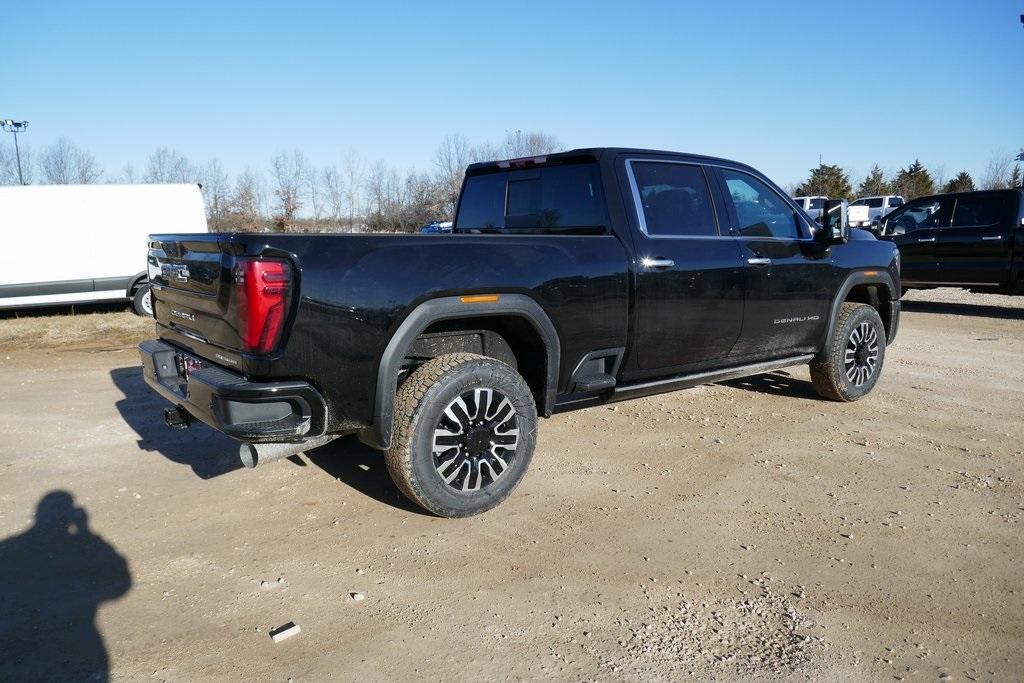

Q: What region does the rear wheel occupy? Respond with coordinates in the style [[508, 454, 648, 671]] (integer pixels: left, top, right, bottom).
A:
[[132, 283, 153, 317], [810, 302, 885, 401], [384, 353, 537, 517]]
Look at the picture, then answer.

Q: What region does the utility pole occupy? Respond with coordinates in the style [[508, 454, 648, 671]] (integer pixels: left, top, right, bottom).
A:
[[2, 119, 29, 185]]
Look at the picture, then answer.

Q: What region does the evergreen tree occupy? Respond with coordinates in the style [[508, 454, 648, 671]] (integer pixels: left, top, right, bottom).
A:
[[794, 163, 852, 199], [856, 165, 890, 197], [891, 159, 935, 200], [1010, 164, 1022, 189], [942, 171, 975, 194]]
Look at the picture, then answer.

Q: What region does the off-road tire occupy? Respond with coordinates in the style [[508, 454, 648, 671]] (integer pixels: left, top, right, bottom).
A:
[[132, 283, 153, 317], [384, 353, 537, 517], [810, 302, 886, 401]]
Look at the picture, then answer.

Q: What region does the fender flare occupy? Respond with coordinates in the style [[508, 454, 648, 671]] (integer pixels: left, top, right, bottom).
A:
[[364, 293, 560, 450], [818, 270, 897, 359], [125, 271, 149, 298]]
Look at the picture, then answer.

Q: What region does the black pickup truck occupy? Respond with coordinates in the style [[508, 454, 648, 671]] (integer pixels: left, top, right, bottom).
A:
[[139, 148, 900, 517], [879, 188, 1024, 294]]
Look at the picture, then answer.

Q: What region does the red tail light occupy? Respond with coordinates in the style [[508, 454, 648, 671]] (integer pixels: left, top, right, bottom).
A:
[[235, 258, 292, 354]]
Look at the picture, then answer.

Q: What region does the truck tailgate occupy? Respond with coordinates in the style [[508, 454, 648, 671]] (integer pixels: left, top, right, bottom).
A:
[[148, 235, 251, 355]]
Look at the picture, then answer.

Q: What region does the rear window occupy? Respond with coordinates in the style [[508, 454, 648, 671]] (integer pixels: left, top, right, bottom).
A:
[[809, 198, 825, 210], [455, 163, 608, 234], [867, 197, 884, 208]]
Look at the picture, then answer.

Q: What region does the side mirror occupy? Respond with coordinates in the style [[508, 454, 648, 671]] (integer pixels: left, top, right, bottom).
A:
[[818, 198, 850, 245]]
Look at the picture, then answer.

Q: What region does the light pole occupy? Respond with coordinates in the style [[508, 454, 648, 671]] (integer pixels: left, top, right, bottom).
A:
[[2, 119, 29, 185]]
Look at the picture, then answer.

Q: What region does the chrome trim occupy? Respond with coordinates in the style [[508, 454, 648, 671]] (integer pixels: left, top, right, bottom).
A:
[[641, 257, 675, 269], [746, 257, 771, 265], [981, 236, 1003, 241]]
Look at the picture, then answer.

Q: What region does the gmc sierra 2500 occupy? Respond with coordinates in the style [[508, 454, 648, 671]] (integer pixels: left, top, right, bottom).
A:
[[139, 148, 900, 517]]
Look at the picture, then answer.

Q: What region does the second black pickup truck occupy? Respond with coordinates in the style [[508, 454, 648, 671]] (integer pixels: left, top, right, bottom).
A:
[[879, 188, 1024, 294], [139, 148, 900, 517]]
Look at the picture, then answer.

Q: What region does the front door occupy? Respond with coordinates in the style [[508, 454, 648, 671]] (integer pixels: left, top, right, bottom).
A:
[[933, 192, 1012, 285], [626, 159, 746, 374], [714, 167, 832, 357], [883, 195, 955, 284]]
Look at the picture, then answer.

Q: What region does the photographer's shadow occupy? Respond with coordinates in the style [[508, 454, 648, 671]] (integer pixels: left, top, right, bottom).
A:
[[110, 366, 240, 479], [0, 491, 131, 682]]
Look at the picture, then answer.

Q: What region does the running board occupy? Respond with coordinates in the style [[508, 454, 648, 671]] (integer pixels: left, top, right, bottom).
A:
[[612, 354, 814, 402]]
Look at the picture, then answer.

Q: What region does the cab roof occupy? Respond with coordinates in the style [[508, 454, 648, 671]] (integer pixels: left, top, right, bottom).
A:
[[465, 147, 756, 175]]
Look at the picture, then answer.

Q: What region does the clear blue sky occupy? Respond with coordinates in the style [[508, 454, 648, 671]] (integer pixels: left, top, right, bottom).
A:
[[4, 0, 1022, 186]]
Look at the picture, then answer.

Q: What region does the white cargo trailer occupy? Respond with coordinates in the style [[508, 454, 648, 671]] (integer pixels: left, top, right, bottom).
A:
[[0, 183, 208, 314]]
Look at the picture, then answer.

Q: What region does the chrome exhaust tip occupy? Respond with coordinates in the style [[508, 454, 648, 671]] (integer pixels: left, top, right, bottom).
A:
[[238, 435, 338, 469]]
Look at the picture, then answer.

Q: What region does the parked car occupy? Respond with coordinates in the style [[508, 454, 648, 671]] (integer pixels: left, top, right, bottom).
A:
[[879, 188, 1024, 294], [792, 195, 828, 222], [420, 220, 453, 234], [0, 184, 208, 315], [138, 148, 900, 517], [850, 195, 904, 231]]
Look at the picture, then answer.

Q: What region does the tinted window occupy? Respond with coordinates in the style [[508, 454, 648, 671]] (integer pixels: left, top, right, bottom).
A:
[[722, 169, 801, 239], [809, 198, 825, 210], [850, 199, 867, 206], [884, 196, 954, 234], [631, 162, 718, 236], [867, 197, 884, 208], [888, 197, 903, 207], [952, 194, 1005, 227], [455, 163, 608, 233]]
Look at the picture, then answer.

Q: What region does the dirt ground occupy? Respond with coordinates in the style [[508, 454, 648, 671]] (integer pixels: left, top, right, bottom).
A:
[[0, 289, 1021, 681]]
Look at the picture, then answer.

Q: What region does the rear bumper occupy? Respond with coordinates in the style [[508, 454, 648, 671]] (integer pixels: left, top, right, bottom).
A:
[[138, 339, 327, 442]]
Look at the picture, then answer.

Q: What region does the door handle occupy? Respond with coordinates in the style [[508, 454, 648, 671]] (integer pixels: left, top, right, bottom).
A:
[[746, 257, 771, 265], [917, 237, 936, 242], [641, 257, 675, 269], [981, 236, 1003, 241]]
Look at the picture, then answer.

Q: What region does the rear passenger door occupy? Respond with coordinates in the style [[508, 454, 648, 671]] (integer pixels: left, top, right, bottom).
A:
[[624, 158, 746, 373], [714, 167, 832, 357], [933, 193, 1011, 285]]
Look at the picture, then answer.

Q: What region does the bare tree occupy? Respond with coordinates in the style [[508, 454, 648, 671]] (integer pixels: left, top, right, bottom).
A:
[[270, 150, 307, 230], [145, 148, 196, 183], [223, 169, 267, 232], [304, 165, 325, 223], [981, 152, 1014, 190], [118, 163, 138, 184], [0, 144, 34, 185], [0, 144, 26, 185], [342, 150, 365, 229], [321, 165, 345, 226], [38, 137, 103, 184], [499, 130, 562, 158], [434, 133, 473, 219], [199, 159, 231, 229]]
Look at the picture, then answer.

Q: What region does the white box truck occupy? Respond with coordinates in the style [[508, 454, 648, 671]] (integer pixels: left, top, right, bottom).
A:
[[0, 183, 208, 315]]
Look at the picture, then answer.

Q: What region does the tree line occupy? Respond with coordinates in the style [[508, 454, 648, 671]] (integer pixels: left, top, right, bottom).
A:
[[791, 153, 1022, 202], [0, 130, 560, 233], [2, 134, 1020, 231]]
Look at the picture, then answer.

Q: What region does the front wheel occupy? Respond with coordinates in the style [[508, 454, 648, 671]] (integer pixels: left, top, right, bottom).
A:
[[384, 353, 537, 517], [810, 302, 886, 401], [132, 283, 153, 317]]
